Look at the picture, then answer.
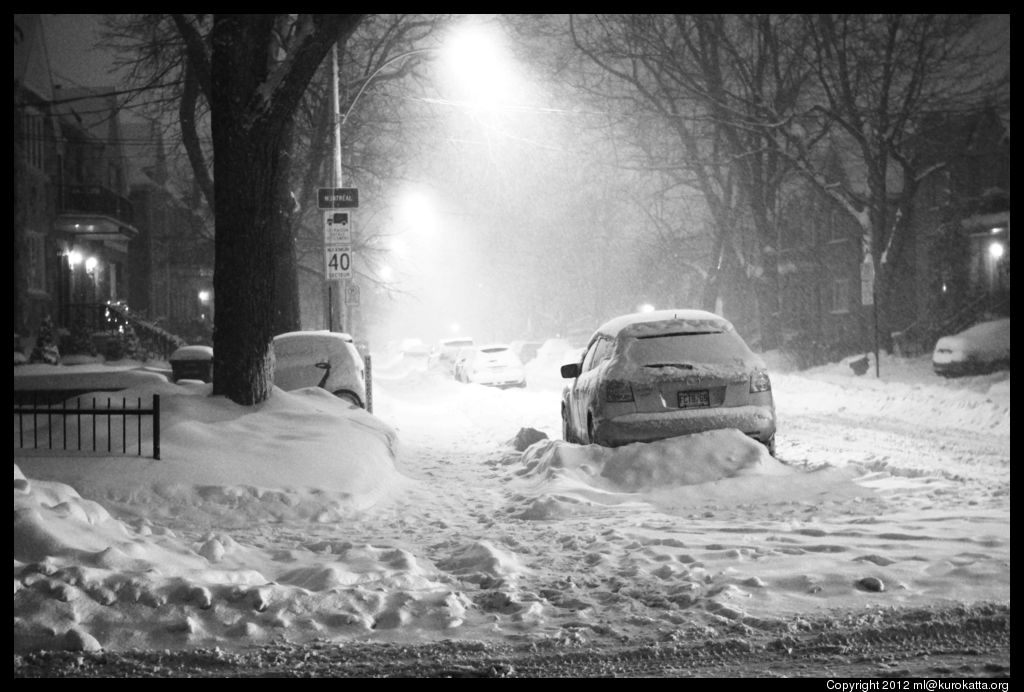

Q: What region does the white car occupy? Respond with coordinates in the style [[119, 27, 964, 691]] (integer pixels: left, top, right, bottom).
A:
[[456, 344, 527, 388], [432, 337, 475, 375], [560, 309, 776, 454], [932, 318, 1010, 377], [273, 331, 367, 407]]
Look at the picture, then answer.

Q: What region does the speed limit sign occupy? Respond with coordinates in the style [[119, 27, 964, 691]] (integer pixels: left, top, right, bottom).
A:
[[325, 246, 352, 279]]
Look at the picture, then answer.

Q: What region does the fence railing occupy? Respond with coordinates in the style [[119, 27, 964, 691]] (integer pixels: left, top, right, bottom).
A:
[[13, 393, 161, 459]]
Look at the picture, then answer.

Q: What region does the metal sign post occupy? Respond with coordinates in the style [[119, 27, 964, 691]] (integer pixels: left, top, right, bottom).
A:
[[861, 257, 879, 377], [318, 187, 358, 332]]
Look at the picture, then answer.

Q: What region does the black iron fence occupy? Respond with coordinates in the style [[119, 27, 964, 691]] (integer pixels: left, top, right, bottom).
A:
[[13, 393, 161, 459]]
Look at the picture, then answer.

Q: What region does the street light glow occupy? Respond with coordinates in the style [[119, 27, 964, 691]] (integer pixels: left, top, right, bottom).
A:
[[989, 241, 1005, 260], [397, 189, 438, 237], [442, 22, 519, 110]]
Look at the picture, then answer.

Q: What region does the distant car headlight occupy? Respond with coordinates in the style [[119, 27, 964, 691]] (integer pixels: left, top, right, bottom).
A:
[[604, 380, 635, 402], [749, 370, 772, 393]]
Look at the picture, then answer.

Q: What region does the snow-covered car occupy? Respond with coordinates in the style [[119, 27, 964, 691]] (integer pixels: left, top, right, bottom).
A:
[[432, 336, 475, 374], [455, 344, 527, 388], [931, 318, 1010, 377], [273, 330, 367, 408], [560, 309, 776, 454], [451, 345, 476, 382]]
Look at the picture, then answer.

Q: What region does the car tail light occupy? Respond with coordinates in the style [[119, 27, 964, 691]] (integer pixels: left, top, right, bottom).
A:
[[605, 380, 635, 402], [749, 370, 772, 393]]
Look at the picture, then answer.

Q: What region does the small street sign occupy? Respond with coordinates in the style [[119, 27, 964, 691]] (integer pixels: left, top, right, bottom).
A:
[[860, 258, 875, 306], [317, 187, 359, 209], [323, 210, 353, 245], [325, 246, 353, 279], [344, 281, 360, 306]]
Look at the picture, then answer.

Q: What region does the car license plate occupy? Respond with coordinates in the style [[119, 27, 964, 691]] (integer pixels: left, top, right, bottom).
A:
[[678, 390, 710, 409]]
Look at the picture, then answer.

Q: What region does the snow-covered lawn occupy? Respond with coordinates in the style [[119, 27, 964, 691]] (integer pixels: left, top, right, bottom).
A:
[[13, 350, 1009, 655]]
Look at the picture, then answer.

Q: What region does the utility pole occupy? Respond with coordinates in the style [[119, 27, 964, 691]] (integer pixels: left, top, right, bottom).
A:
[[330, 42, 344, 332]]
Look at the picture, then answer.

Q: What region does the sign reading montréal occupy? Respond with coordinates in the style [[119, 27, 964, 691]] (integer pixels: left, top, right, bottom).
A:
[[317, 188, 359, 209]]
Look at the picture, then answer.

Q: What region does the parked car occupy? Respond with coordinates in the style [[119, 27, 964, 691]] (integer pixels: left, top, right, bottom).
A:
[[932, 317, 1010, 377], [432, 336, 475, 374], [451, 345, 476, 382], [560, 309, 776, 454], [399, 339, 432, 371], [273, 330, 367, 408], [456, 344, 527, 388]]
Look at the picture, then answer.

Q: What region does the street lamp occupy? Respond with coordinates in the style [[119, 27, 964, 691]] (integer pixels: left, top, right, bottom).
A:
[[325, 24, 511, 334], [333, 46, 439, 187], [328, 43, 441, 334]]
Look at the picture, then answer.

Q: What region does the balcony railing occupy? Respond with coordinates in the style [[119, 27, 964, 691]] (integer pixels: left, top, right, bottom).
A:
[[58, 185, 134, 226]]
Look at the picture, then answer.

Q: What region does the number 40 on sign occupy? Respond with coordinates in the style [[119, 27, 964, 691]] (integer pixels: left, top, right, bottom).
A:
[[325, 246, 352, 279]]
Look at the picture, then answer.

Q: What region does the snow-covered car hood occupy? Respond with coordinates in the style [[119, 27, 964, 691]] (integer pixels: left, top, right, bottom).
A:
[[933, 318, 1010, 362]]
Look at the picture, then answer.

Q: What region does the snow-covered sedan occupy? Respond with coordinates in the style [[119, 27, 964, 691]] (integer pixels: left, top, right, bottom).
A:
[[932, 317, 1010, 377], [455, 344, 527, 388], [273, 331, 367, 408], [560, 309, 776, 454]]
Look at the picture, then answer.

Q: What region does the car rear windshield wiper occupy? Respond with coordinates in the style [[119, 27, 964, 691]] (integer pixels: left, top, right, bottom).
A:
[[637, 330, 722, 339], [644, 363, 694, 369]]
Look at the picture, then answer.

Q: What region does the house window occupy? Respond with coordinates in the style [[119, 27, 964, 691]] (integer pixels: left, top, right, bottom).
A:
[[22, 108, 45, 171], [827, 208, 848, 243], [830, 277, 850, 314], [26, 232, 47, 292]]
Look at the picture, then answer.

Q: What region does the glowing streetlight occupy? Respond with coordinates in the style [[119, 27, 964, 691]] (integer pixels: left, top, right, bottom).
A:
[[989, 241, 1005, 260], [85, 256, 98, 274], [67, 250, 82, 267], [441, 21, 522, 112]]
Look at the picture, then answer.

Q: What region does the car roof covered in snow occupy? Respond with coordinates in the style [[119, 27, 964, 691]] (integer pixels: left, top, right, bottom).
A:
[[274, 330, 354, 344], [594, 309, 734, 340]]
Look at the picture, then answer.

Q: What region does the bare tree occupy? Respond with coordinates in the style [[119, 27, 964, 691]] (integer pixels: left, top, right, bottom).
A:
[[787, 14, 1010, 347], [169, 14, 364, 405], [563, 15, 814, 345], [106, 14, 446, 340]]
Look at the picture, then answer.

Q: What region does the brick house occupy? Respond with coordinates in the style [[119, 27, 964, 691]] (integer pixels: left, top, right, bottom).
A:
[[774, 108, 1010, 365]]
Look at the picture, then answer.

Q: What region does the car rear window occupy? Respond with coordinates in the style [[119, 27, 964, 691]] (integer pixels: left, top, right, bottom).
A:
[[627, 332, 752, 365], [479, 348, 520, 365]]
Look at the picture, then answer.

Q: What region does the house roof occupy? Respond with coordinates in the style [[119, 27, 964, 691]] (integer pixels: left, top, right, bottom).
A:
[[13, 14, 55, 102]]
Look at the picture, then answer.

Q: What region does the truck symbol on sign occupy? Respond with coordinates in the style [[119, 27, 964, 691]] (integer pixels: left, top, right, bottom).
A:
[[327, 212, 349, 226]]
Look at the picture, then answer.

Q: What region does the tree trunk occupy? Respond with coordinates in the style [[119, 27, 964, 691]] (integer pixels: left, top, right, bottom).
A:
[[272, 119, 301, 337], [210, 130, 282, 404], [209, 19, 285, 405], [206, 14, 362, 405]]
